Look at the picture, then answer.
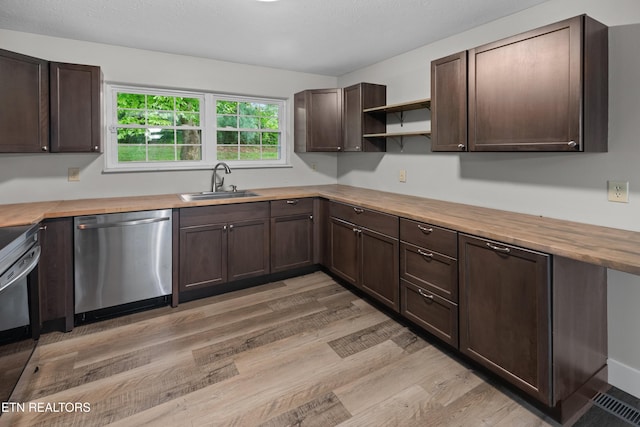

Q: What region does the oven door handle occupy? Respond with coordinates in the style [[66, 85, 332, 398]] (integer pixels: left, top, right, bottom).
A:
[[0, 245, 41, 295]]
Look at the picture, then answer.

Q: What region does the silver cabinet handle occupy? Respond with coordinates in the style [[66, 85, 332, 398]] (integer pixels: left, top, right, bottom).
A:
[[77, 216, 170, 230], [486, 242, 510, 254], [223, 225, 227, 231], [42, 146, 48, 151], [417, 249, 433, 258], [309, 215, 314, 221], [568, 141, 577, 148], [418, 288, 434, 300], [417, 225, 433, 234], [286, 200, 298, 205], [93, 145, 99, 151], [457, 144, 465, 150], [229, 224, 234, 231], [353, 207, 364, 214]]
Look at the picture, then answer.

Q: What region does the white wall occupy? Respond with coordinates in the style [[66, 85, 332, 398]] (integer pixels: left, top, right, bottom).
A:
[[0, 30, 338, 203], [338, 0, 640, 397]]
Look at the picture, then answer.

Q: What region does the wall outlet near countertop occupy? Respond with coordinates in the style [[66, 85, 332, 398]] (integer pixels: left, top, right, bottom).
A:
[[607, 180, 629, 203], [68, 167, 80, 182], [399, 169, 407, 183]]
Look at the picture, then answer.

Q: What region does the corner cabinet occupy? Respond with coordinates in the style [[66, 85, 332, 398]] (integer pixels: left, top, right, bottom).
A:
[[431, 14, 608, 152], [294, 88, 343, 152], [0, 49, 49, 153], [50, 62, 102, 153], [294, 83, 388, 152], [459, 234, 607, 421]]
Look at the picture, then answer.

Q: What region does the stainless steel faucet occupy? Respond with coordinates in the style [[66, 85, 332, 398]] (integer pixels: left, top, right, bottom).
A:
[[212, 162, 231, 192]]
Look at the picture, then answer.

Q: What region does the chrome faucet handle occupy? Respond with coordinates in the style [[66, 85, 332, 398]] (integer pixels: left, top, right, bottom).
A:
[[230, 185, 238, 192]]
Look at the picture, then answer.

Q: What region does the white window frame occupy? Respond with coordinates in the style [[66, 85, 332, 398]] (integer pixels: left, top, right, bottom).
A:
[[104, 84, 288, 172]]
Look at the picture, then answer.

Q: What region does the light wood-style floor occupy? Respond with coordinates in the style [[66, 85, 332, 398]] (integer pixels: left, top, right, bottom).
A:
[[4, 272, 557, 426]]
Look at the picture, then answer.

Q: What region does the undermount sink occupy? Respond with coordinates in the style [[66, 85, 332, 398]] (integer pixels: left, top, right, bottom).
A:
[[179, 191, 258, 202]]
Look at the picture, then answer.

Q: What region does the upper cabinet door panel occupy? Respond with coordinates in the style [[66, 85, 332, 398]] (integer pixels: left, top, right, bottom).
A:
[[0, 49, 49, 153], [50, 62, 102, 153], [431, 51, 467, 152], [468, 15, 607, 152], [294, 89, 342, 152]]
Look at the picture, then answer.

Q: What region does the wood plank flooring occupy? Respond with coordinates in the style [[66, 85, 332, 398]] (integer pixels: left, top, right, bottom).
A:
[[3, 272, 558, 426]]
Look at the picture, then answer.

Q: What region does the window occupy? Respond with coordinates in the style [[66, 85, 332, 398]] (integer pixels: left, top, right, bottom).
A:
[[105, 85, 286, 171]]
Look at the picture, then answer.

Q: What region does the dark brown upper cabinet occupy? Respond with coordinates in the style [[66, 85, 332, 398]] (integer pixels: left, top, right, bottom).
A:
[[294, 88, 343, 152], [431, 15, 608, 152], [343, 83, 386, 152], [50, 62, 102, 153], [0, 49, 102, 154], [294, 83, 387, 153], [431, 51, 467, 152], [0, 49, 49, 153]]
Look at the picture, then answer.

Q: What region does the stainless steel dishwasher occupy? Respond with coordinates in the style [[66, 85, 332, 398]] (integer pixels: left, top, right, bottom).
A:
[[74, 209, 172, 315]]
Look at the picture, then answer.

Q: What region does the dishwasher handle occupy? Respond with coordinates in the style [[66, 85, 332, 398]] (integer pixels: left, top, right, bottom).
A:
[[77, 216, 171, 230], [0, 245, 41, 295]]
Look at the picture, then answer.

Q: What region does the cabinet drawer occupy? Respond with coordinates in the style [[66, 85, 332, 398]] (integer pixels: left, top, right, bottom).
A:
[[270, 198, 314, 217], [400, 242, 458, 302], [330, 201, 398, 238], [401, 279, 458, 348], [400, 218, 457, 258], [180, 202, 269, 227]]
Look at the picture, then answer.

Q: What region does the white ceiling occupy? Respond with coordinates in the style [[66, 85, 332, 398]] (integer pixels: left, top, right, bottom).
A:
[[0, 0, 549, 76]]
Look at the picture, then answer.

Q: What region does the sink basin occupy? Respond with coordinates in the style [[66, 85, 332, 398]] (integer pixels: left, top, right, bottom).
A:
[[179, 191, 258, 202]]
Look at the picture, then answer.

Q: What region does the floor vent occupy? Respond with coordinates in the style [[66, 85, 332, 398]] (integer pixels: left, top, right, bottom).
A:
[[593, 391, 640, 426]]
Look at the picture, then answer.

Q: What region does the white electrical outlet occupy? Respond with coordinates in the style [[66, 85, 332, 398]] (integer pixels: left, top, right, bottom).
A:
[[399, 170, 407, 183], [607, 181, 629, 203], [68, 167, 80, 182]]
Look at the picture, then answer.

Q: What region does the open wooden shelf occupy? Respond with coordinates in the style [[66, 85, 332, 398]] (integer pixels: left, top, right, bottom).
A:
[[363, 98, 431, 114], [363, 131, 431, 138]]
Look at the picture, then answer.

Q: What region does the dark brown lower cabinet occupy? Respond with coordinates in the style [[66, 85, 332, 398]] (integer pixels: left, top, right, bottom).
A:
[[179, 203, 269, 292], [328, 207, 399, 312], [38, 218, 74, 332], [270, 198, 315, 273], [459, 233, 607, 421]]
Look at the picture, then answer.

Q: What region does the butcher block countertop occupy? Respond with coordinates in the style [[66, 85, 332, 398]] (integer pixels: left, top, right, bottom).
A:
[[1, 184, 639, 276]]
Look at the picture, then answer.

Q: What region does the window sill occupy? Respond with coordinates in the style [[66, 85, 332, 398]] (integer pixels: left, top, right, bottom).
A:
[[102, 163, 293, 173]]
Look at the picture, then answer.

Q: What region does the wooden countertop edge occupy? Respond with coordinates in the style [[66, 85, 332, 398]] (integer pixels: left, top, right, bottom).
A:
[[1, 185, 639, 276]]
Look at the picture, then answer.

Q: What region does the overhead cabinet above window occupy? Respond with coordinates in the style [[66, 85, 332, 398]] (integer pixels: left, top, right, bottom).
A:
[[431, 15, 608, 152], [0, 48, 102, 154]]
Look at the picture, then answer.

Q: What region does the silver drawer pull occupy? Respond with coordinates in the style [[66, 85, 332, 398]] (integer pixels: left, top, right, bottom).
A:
[[418, 288, 434, 300], [417, 225, 433, 234], [353, 207, 364, 214], [567, 140, 577, 148], [486, 242, 510, 254], [417, 249, 433, 258], [286, 200, 298, 205]]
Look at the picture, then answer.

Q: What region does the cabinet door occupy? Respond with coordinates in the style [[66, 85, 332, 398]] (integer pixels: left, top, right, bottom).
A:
[[360, 228, 399, 311], [0, 49, 49, 153], [459, 234, 551, 404], [431, 51, 467, 152], [469, 16, 584, 152], [294, 89, 342, 152], [328, 218, 359, 285], [38, 218, 74, 332], [271, 214, 314, 273], [179, 223, 227, 291], [50, 62, 101, 153], [227, 219, 270, 281], [343, 83, 386, 152]]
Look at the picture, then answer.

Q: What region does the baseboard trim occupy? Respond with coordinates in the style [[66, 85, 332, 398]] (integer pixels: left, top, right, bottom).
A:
[[608, 358, 640, 399]]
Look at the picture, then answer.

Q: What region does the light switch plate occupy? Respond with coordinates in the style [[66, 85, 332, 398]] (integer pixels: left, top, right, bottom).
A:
[[607, 180, 629, 203]]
